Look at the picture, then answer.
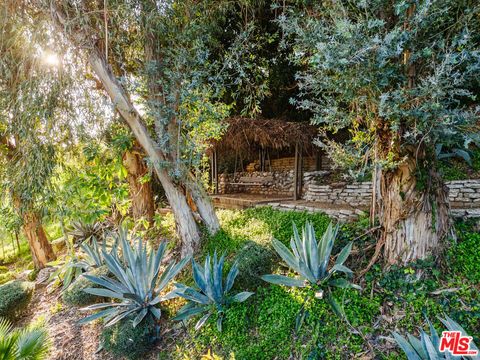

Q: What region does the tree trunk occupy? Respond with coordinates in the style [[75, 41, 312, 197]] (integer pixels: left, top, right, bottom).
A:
[[22, 211, 56, 269], [51, 5, 218, 255], [376, 157, 450, 265], [122, 146, 155, 226], [87, 48, 201, 255], [185, 175, 220, 233]]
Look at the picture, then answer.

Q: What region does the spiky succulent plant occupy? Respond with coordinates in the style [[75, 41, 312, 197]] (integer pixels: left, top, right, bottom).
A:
[[69, 221, 105, 244], [393, 316, 479, 360], [79, 230, 189, 328], [261, 222, 360, 316], [77, 234, 119, 270], [174, 252, 254, 332]]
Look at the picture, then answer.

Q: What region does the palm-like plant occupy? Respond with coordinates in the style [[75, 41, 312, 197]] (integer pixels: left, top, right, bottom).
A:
[[261, 222, 360, 316], [0, 317, 49, 360], [79, 230, 189, 328], [393, 316, 479, 360], [174, 252, 254, 332]]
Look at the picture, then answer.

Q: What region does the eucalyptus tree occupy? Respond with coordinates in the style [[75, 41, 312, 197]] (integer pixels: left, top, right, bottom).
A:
[[280, 1, 480, 265], [0, 3, 62, 267], [47, 0, 240, 255]]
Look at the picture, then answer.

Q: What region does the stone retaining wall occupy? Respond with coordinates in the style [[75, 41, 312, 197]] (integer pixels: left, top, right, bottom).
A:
[[217, 168, 480, 209], [302, 174, 480, 209], [447, 180, 480, 208]]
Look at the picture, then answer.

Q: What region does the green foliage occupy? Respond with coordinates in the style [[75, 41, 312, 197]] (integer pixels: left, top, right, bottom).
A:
[[62, 266, 109, 307], [52, 143, 130, 225], [234, 241, 276, 290], [174, 252, 254, 332], [262, 222, 360, 318], [174, 285, 373, 360], [80, 228, 189, 328], [0, 281, 34, 320], [100, 316, 154, 360], [279, 1, 480, 177], [0, 317, 49, 360], [68, 221, 105, 245], [448, 232, 480, 283], [48, 242, 83, 291], [0, 271, 14, 286], [393, 316, 479, 360], [203, 207, 331, 256]]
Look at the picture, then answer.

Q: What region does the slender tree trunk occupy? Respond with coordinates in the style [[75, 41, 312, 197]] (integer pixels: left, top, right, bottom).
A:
[[185, 175, 220, 233], [22, 211, 56, 269], [51, 4, 218, 255], [143, 28, 220, 235], [375, 156, 449, 265], [87, 48, 201, 255], [122, 146, 155, 226], [15, 231, 20, 253]]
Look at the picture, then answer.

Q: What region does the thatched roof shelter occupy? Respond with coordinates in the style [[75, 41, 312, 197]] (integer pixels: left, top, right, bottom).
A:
[[210, 117, 318, 155]]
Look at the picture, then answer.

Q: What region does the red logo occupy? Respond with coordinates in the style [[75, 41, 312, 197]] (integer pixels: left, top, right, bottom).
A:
[[439, 331, 478, 356]]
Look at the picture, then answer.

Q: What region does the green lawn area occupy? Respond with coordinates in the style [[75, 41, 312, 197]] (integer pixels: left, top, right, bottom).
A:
[[152, 208, 480, 360]]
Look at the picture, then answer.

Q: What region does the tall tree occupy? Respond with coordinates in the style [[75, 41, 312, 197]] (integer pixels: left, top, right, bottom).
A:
[[280, 0, 480, 265], [48, 0, 238, 254], [0, 3, 63, 267]]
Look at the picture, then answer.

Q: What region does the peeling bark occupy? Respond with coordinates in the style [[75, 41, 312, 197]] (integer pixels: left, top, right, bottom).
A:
[[376, 157, 449, 265], [123, 146, 155, 226], [22, 211, 56, 269], [51, 4, 218, 255]]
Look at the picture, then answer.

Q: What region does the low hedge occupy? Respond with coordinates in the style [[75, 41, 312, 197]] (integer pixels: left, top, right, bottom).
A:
[[62, 266, 109, 307], [0, 280, 34, 320], [101, 317, 155, 360]]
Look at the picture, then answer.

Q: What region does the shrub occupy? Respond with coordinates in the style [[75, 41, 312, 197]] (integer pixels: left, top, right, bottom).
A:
[[0, 317, 50, 360], [449, 232, 480, 283], [100, 316, 155, 360], [0, 271, 14, 286], [0, 281, 34, 320], [234, 241, 277, 290], [62, 266, 109, 307]]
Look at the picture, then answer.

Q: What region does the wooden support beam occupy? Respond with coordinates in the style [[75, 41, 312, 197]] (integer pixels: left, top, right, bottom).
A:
[[298, 148, 303, 199], [294, 142, 299, 201], [213, 150, 218, 194]]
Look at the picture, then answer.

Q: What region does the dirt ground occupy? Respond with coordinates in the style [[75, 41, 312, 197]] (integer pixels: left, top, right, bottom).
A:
[[18, 285, 115, 360]]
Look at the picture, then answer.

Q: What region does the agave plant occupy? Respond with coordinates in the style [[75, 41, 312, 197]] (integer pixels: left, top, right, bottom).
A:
[[393, 316, 479, 360], [69, 221, 105, 244], [261, 222, 360, 316], [77, 234, 119, 270], [173, 252, 254, 332], [0, 317, 49, 360], [79, 231, 189, 328]]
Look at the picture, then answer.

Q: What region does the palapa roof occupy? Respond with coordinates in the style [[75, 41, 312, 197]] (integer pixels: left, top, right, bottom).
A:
[[211, 117, 318, 154]]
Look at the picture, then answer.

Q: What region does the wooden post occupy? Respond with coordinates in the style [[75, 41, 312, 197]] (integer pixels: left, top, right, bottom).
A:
[[210, 154, 214, 188], [298, 147, 303, 199], [294, 142, 299, 201], [214, 150, 218, 194]]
